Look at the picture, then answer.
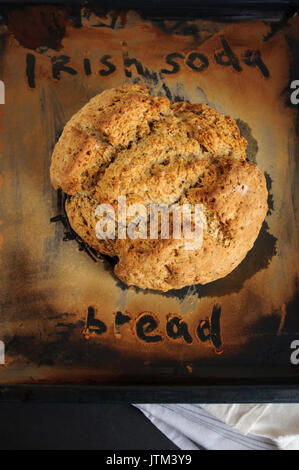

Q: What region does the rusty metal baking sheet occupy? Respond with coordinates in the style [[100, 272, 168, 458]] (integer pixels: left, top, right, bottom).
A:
[[0, 2, 298, 399]]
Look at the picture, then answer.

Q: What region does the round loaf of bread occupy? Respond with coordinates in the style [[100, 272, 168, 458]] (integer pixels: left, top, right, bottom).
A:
[[50, 84, 268, 291]]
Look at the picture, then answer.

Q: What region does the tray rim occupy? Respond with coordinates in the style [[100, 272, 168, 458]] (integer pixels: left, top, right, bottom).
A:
[[1, 0, 298, 404], [1, 383, 299, 403]]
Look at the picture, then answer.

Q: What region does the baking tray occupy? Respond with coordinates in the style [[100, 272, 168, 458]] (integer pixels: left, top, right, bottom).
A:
[[0, 0, 299, 403]]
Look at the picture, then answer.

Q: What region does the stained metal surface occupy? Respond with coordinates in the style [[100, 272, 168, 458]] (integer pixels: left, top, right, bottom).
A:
[[0, 3, 298, 398]]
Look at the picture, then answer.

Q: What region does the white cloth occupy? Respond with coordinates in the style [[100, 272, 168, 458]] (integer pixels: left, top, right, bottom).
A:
[[135, 404, 299, 450], [202, 404, 299, 450]]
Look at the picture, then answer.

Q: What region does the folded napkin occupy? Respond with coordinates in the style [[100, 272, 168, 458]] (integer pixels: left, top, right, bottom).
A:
[[135, 404, 299, 450]]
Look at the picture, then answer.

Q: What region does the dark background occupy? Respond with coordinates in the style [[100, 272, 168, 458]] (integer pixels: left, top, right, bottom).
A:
[[0, 403, 180, 450]]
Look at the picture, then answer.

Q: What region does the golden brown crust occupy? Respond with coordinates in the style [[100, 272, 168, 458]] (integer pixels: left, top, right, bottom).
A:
[[171, 102, 247, 160], [51, 84, 268, 291], [50, 84, 170, 194]]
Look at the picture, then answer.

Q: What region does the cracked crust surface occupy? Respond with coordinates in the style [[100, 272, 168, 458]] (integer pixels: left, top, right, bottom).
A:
[[50, 84, 268, 291]]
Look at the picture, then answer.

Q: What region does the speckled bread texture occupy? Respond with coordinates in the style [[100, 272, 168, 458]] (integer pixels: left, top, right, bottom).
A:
[[50, 83, 268, 291]]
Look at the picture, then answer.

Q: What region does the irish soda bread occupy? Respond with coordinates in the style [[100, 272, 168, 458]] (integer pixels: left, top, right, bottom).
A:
[[50, 84, 268, 291]]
